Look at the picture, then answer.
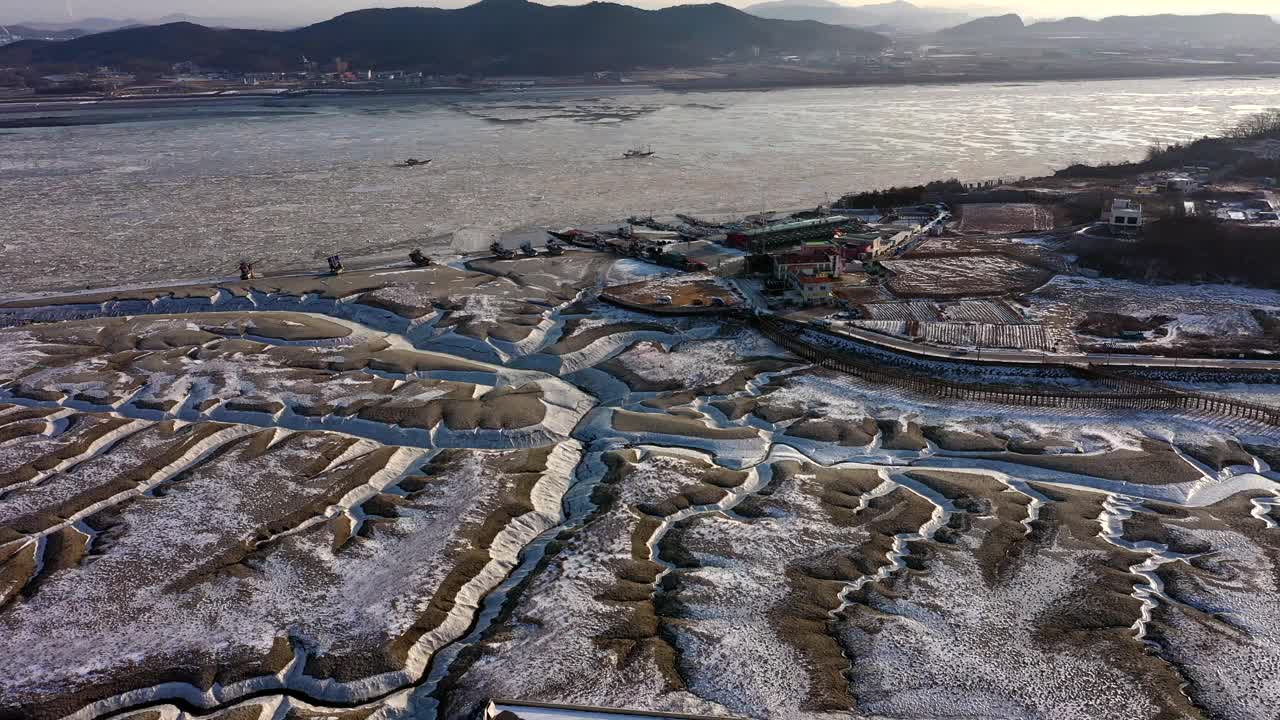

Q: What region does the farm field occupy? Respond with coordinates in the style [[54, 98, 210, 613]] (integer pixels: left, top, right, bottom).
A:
[[882, 255, 1053, 298], [956, 203, 1056, 234], [861, 299, 1026, 324], [918, 322, 1053, 351]]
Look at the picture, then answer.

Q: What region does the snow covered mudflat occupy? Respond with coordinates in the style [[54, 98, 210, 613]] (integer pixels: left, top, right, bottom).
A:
[[1, 255, 1278, 720]]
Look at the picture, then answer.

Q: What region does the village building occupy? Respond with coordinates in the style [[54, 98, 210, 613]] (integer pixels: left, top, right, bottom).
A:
[[772, 246, 844, 281], [767, 244, 844, 305], [792, 274, 837, 304]]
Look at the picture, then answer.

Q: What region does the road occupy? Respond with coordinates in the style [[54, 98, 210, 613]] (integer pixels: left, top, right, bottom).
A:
[[811, 320, 1280, 372], [728, 277, 1280, 374]]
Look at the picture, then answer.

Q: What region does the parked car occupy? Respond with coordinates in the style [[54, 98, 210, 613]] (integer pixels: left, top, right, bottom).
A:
[[656, 295, 673, 305]]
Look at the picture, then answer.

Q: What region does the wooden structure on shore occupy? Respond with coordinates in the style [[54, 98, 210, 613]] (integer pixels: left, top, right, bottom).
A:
[[755, 316, 1280, 428]]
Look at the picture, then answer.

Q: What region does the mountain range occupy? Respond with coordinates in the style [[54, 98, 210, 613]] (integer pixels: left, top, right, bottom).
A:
[[744, 0, 969, 34], [6, 14, 299, 33], [0, 0, 890, 74], [1, 25, 88, 42], [937, 12, 1280, 45]]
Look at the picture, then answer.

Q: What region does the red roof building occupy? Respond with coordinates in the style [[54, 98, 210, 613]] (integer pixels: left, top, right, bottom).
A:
[[772, 247, 844, 280]]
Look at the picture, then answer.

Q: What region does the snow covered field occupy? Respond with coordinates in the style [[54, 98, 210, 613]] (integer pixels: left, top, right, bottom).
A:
[[883, 254, 1052, 297], [1025, 276, 1280, 354], [1, 255, 1278, 720]]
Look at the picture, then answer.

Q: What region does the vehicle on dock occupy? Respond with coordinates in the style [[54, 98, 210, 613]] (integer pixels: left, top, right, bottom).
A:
[[409, 248, 432, 267], [490, 241, 516, 259]]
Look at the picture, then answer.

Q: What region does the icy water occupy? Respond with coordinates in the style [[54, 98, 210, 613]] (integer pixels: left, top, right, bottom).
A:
[[2, 75, 1279, 293]]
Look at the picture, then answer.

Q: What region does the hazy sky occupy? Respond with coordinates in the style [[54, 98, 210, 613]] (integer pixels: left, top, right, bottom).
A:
[[3, 0, 1279, 26]]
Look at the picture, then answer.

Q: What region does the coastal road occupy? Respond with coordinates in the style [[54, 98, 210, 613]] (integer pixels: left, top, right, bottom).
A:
[[812, 320, 1280, 372], [729, 275, 1280, 372]]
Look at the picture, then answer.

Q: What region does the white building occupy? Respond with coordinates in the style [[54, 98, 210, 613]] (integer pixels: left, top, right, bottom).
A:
[[1105, 199, 1143, 235]]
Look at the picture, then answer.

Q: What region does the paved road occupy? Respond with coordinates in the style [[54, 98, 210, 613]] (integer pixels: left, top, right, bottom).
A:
[[814, 320, 1280, 372]]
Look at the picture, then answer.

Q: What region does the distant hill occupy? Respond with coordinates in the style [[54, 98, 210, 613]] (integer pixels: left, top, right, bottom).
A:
[[744, 0, 968, 34], [13, 17, 140, 34], [935, 13, 1024, 39], [2, 25, 88, 42], [934, 12, 1280, 45], [150, 14, 299, 31], [1029, 13, 1280, 43], [0, 0, 889, 74], [11, 15, 295, 33]]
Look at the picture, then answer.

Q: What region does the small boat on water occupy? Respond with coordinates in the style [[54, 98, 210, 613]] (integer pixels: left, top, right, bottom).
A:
[[397, 158, 432, 168], [623, 146, 655, 159]]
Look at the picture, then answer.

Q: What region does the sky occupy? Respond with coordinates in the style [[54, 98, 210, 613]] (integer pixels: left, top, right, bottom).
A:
[[2, 0, 1279, 27]]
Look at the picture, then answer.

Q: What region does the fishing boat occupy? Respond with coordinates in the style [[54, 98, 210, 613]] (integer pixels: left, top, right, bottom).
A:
[[547, 229, 601, 247], [623, 146, 655, 159]]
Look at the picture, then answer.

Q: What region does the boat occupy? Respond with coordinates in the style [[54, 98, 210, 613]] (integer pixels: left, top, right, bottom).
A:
[[397, 158, 432, 168], [490, 241, 516, 259], [409, 248, 432, 267], [547, 229, 601, 248], [623, 146, 655, 159], [520, 241, 538, 257], [627, 227, 681, 241]]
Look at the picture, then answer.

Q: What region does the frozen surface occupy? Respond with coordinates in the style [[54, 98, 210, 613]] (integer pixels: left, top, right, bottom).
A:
[[6, 78, 1280, 294], [611, 332, 788, 388]]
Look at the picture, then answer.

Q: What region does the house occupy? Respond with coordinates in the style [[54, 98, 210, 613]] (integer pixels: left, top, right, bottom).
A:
[[771, 246, 843, 305], [772, 246, 844, 281], [873, 228, 918, 256], [792, 275, 837, 304], [836, 231, 877, 261], [1105, 199, 1143, 235]]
